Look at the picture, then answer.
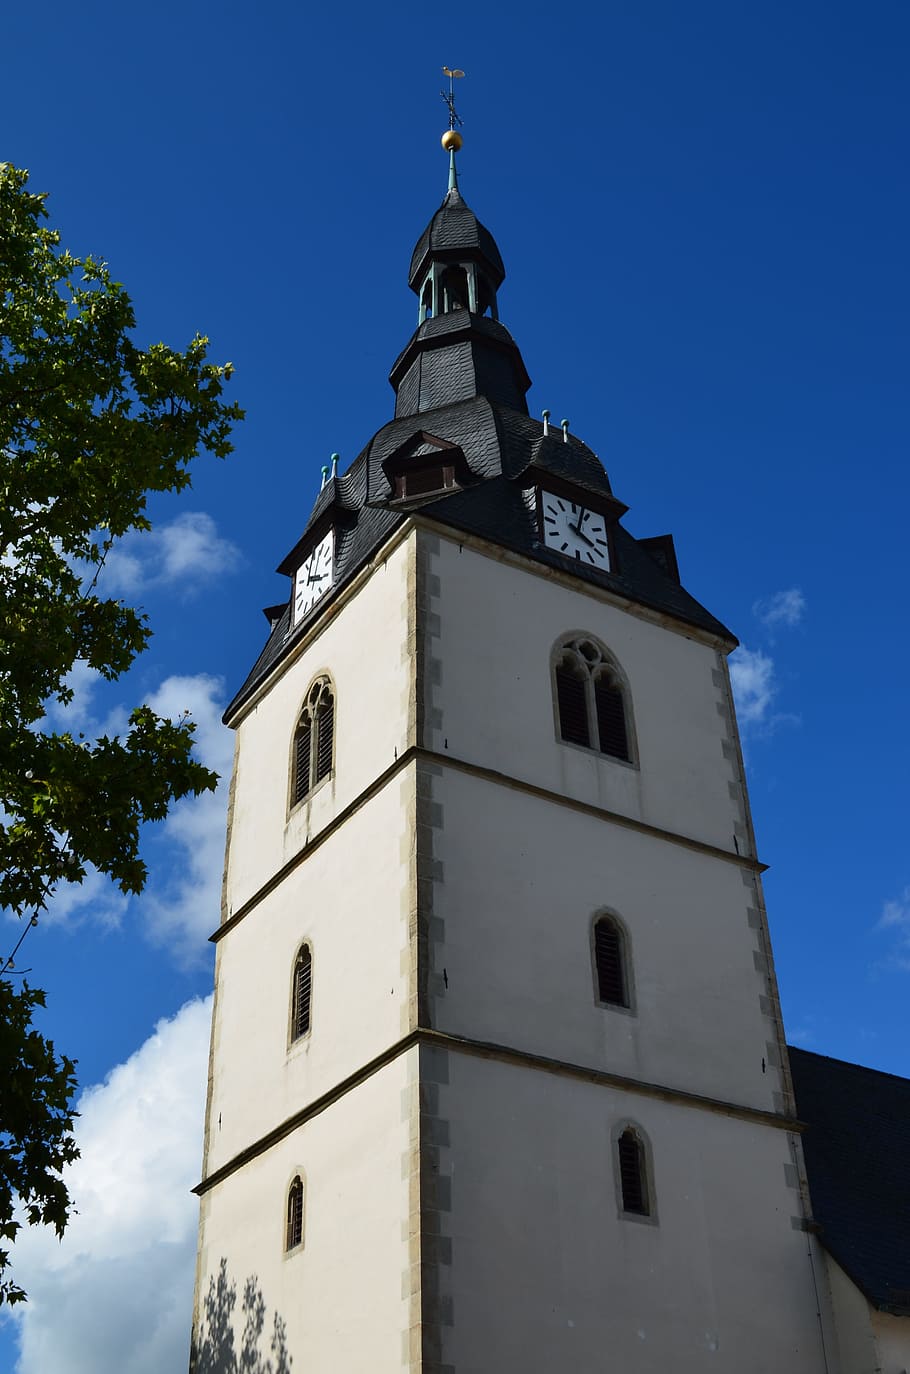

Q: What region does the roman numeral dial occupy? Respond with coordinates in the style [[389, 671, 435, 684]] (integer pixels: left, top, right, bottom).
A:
[[539, 492, 611, 569]]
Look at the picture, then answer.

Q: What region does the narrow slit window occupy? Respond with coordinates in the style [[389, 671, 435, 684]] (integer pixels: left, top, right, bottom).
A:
[[293, 716, 312, 805], [291, 945, 312, 1041], [594, 674, 629, 760], [314, 696, 334, 784], [594, 917, 628, 1007], [556, 658, 590, 746], [617, 1129, 649, 1215], [286, 1177, 304, 1251]]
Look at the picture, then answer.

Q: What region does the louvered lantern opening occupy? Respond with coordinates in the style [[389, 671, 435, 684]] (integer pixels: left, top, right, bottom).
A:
[[293, 716, 313, 804], [292, 947, 312, 1041], [556, 658, 590, 747], [594, 673, 629, 761], [618, 1130, 648, 1215], [286, 1178, 304, 1250], [442, 264, 468, 313], [595, 918, 628, 1007], [314, 695, 334, 784]]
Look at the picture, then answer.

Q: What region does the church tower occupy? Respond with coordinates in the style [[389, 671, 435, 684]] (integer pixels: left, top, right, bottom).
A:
[[190, 125, 836, 1372]]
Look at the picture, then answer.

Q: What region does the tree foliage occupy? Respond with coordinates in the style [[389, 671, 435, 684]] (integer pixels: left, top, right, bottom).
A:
[[0, 162, 242, 1303]]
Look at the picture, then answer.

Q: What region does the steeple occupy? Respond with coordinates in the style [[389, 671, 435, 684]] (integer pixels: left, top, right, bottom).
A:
[[391, 118, 530, 417]]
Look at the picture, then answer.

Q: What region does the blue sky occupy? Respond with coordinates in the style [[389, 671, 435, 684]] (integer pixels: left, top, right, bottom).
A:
[[2, 1, 909, 1368]]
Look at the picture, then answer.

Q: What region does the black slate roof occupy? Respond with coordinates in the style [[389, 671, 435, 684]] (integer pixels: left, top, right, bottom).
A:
[[409, 187, 505, 289], [224, 394, 734, 721], [224, 184, 736, 723], [790, 1046, 910, 1316]]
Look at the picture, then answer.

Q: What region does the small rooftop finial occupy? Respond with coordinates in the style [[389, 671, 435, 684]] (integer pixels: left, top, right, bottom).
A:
[[542, 408, 551, 437], [561, 419, 570, 444], [330, 453, 339, 478], [440, 66, 465, 193]]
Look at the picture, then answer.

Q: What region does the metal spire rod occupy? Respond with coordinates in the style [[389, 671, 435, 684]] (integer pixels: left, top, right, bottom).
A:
[[440, 67, 465, 194], [440, 66, 465, 130]]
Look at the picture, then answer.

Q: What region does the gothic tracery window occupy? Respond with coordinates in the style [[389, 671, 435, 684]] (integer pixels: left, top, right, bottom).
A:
[[553, 637, 632, 762], [292, 677, 335, 805]]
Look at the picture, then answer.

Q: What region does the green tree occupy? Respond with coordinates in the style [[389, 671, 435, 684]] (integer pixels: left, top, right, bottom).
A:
[[0, 162, 242, 1303]]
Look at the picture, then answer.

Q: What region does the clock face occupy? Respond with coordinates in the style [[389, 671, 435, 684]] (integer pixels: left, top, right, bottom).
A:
[[293, 531, 335, 624], [539, 493, 611, 569]]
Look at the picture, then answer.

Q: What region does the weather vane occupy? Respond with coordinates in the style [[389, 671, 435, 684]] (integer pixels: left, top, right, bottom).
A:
[[441, 66, 465, 130]]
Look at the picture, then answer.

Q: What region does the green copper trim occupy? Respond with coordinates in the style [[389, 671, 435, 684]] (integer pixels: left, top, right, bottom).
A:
[[448, 147, 459, 193]]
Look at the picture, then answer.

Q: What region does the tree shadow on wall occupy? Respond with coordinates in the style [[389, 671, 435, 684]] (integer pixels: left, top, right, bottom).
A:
[[189, 1258, 292, 1374]]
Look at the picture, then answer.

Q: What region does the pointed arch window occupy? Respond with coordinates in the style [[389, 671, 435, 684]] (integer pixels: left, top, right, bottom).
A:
[[553, 636, 633, 763], [286, 1176, 304, 1251], [291, 944, 312, 1042], [292, 677, 335, 805], [616, 1127, 650, 1216], [594, 915, 629, 1008]]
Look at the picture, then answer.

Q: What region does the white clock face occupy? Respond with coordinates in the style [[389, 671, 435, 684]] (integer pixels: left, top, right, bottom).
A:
[[540, 493, 610, 569], [293, 531, 335, 624]]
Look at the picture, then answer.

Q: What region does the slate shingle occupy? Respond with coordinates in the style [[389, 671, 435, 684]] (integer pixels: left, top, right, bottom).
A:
[[789, 1046, 910, 1316]]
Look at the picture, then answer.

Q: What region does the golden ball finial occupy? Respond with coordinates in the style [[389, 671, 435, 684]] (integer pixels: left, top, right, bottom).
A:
[[441, 129, 463, 153]]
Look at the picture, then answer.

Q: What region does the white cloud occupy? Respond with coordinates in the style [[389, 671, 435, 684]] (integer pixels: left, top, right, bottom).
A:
[[101, 512, 240, 598], [729, 645, 776, 726], [38, 865, 128, 932], [17, 674, 231, 962], [140, 675, 233, 966], [752, 587, 806, 630], [8, 997, 212, 1374], [876, 887, 910, 972]]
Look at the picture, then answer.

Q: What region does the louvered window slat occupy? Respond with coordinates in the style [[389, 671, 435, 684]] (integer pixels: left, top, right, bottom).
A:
[[293, 718, 312, 803], [618, 1131, 648, 1214], [595, 919, 627, 1007], [556, 663, 590, 746], [314, 697, 334, 783], [594, 676, 629, 760], [292, 948, 312, 1040], [286, 1178, 304, 1250]]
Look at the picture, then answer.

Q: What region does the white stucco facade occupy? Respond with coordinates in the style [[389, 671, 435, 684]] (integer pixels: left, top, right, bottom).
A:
[[190, 523, 864, 1371]]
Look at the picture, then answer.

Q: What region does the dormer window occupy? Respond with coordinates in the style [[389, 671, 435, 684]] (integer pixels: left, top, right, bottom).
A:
[[384, 431, 469, 504], [394, 463, 458, 501]]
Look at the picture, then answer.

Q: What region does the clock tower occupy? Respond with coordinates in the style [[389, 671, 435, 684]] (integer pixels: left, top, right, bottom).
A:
[[190, 134, 837, 1372]]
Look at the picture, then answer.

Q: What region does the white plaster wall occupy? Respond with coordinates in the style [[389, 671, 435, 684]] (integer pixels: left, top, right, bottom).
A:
[[872, 1308, 910, 1372], [194, 1053, 413, 1373], [429, 766, 779, 1111], [429, 535, 741, 855], [206, 770, 412, 1175], [226, 536, 412, 914], [825, 1254, 910, 1374], [437, 1052, 826, 1373], [826, 1254, 880, 1372]]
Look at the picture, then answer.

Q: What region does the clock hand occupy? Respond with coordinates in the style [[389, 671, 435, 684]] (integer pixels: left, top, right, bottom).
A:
[[571, 521, 597, 549]]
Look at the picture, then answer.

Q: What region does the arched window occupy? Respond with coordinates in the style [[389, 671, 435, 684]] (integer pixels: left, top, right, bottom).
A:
[[553, 636, 633, 762], [292, 677, 335, 805], [616, 1127, 650, 1216], [286, 1176, 304, 1251], [420, 276, 434, 322], [441, 265, 469, 313], [291, 944, 312, 1042], [593, 914, 629, 1008]]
